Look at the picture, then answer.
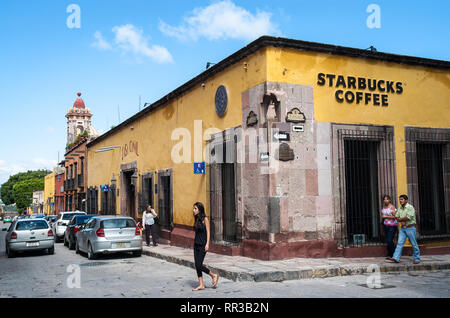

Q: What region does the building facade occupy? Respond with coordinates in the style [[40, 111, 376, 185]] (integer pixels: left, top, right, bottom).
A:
[[44, 172, 55, 215], [32, 190, 44, 214], [64, 92, 98, 212], [86, 37, 450, 260], [54, 165, 65, 213]]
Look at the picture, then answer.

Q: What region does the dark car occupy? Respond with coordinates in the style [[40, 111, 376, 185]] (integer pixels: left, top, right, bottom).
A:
[[64, 215, 96, 250]]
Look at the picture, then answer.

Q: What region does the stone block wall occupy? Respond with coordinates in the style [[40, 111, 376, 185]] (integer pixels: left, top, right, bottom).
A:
[[240, 82, 335, 245]]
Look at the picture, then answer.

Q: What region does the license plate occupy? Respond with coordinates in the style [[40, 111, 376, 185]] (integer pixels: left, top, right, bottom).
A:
[[114, 242, 126, 248], [26, 242, 39, 247]]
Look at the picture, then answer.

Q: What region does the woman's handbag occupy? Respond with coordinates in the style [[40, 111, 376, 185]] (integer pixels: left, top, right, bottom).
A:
[[154, 216, 160, 224]]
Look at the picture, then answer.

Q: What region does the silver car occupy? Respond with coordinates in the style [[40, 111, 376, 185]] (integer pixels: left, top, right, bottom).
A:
[[75, 216, 142, 260], [5, 219, 55, 258]]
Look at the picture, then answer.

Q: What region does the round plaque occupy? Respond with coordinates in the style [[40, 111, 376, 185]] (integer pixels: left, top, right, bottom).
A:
[[215, 85, 228, 117]]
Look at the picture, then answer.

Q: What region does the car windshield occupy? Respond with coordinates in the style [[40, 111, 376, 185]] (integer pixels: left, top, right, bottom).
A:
[[63, 213, 83, 220], [101, 219, 136, 229], [16, 220, 49, 231]]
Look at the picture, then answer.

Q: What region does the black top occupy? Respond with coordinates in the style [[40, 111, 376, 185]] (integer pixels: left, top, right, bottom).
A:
[[194, 221, 207, 246]]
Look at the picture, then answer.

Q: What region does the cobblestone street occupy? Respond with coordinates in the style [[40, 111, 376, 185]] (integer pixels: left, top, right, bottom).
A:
[[1, 223, 449, 298]]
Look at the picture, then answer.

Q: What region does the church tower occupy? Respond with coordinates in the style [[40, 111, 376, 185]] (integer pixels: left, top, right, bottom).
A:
[[66, 92, 99, 146]]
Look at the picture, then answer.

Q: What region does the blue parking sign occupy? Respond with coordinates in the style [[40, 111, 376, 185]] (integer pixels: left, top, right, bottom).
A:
[[194, 162, 205, 175]]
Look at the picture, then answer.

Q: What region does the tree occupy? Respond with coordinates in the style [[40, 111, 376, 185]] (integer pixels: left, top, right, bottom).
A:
[[12, 178, 44, 211], [0, 170, 51, 206]]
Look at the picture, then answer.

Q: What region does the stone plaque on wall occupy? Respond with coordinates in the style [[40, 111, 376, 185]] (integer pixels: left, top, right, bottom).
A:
[[246, 111, 258, 127], [275, 143, 295, 161], [286, 107, 306, 123]]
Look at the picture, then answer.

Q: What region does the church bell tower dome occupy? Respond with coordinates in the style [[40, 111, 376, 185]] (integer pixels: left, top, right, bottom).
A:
[[73, 92, 86, 109]]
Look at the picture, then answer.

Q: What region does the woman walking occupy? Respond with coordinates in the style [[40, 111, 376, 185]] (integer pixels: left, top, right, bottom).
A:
[[142, 205, 158, 247], [192, 202, 219, 291], [381, 195, 398, 259]]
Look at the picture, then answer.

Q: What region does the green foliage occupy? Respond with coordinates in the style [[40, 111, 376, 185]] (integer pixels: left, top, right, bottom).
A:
[[67, 130, 88, 150], [13, 178, 44, 211], [0, 170, 50, 206]]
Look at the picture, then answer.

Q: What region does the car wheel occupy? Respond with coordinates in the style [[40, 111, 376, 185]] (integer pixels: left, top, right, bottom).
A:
[[68, 238, 74, 250], [48, 246, 55, 255], [87, 242, 96, 260], [132, 250, 142, 257], [75, 240, 80, 254], [6, 246, 15, 258]]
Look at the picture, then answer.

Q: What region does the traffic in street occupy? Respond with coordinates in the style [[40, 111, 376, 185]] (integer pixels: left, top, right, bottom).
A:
[[1, 220, 450, 298]]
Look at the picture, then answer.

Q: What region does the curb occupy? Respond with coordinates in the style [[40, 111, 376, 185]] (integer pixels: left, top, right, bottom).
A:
[[142, 249, 450, 283]]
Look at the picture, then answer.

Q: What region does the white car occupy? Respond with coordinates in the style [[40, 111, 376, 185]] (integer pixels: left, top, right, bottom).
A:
[[53, 211, 86, 242]]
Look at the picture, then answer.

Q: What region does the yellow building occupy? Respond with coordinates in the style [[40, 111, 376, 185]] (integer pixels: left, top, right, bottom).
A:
[[44, 172, 55, 215], [87, 36, 450, 260]]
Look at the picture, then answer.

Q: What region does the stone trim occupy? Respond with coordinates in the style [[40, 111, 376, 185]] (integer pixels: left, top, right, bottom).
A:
[[158, 168, 174, 231], [405, 127, 450, 237], [331, 123, 397, 247], [120, 161, 138, 219]]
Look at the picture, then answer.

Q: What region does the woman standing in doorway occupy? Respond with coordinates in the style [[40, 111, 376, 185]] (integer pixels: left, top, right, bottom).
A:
[[192, 202, 219, 291], [381, 195, 398, 259]]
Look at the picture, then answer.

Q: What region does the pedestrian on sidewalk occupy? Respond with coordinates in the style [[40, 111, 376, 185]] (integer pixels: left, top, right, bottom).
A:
[[192, 202, 219, 291], [142, 205, 158, 247], [387, 195, 420, 264], [381, 195, 398, 259]]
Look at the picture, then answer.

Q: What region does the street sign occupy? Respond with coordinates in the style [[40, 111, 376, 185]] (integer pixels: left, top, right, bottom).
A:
[[273, 131, 290, 142], [260, 152, 270, 162], [194, 162, 205, 175]]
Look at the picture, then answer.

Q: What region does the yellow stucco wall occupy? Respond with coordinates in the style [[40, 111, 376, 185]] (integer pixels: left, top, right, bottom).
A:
[[87, 49, 268, 226], [88, 43, 450, 227], [44, 172, 55, 214], [265, 46, 450, 198]]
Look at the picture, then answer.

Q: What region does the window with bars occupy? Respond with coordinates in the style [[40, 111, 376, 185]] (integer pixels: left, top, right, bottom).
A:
[[405, 127, 450, 239], [333, 125, 396, 247]]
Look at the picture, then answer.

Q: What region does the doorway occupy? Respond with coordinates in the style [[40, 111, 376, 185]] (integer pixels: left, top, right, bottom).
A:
[[122, 170, 136, 218], [158, 175, 172, 230]]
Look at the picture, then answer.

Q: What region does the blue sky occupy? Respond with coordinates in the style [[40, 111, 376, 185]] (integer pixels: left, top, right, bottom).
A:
[[0, 0, 449, 185]]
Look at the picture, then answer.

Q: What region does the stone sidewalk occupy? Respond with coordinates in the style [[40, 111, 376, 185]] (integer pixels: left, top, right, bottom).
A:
[[141, 243, 450, 282]]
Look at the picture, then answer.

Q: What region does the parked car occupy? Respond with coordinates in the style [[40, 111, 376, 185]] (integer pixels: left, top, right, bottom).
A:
[[53, 211, 87, 242], [3, 216, 12, 224], [75, 216, 142, 260], [64, 214, 96, 250], [5, 218, 55, 258]]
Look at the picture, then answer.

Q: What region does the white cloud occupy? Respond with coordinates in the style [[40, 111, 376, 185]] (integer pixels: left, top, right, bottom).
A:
[[112, 24, 173, 63], [159, 0, 280, 41], [92, 31, 112, 50], [91, 25, 173, 64]]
